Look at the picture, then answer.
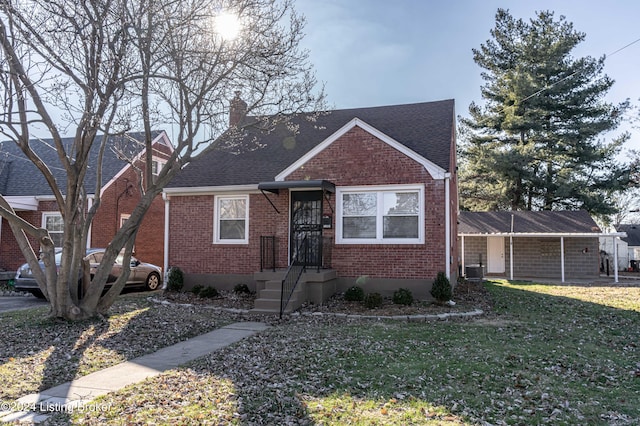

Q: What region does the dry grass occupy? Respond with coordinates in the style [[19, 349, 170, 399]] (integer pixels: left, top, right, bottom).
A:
[[2, 280, 639, 425]]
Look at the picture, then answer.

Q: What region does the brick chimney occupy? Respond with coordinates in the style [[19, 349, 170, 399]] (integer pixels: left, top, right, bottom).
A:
[[229, 91, 247, 127]]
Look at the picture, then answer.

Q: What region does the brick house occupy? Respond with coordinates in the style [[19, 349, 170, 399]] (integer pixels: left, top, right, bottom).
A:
[[458, 210, 623, 282], [0, 132, 172, 274], [164, 99, 458, 312]]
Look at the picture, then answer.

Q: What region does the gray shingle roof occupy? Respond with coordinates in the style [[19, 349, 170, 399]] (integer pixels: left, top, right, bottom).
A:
[[615, 224, 640, 247], [459, 210, 601, 234], [168, 99, 455, 188], [0, 132, 159, 196]]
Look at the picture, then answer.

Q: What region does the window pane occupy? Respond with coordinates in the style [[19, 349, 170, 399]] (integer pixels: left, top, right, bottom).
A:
[[343, 193, 376, 216], [343, 217, 376, 238], [383, 192, 419, 215], [45, 215, 64, 232], [220, 220, 245, 240], [49, 233, 64, 248], [219, 199, 246, 219], [383, 216, 419, 238]]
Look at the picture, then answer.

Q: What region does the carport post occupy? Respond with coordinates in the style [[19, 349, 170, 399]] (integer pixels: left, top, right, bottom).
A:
[[613, 235, 619, 283], [509, 234, 513, 280], [560, 237, 565, 283]]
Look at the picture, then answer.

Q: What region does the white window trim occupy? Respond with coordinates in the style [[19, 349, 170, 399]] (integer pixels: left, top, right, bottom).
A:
[[336, 184, 424, 244], [151, 158, 165, 176], [42, 212, 64, 248], [213, 194, 249, 244]]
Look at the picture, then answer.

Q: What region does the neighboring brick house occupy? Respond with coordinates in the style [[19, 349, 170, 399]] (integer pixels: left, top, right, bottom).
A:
[[0, 132, 172, 273], [164, 99, 458, 311], [458, 210, 623, 282]]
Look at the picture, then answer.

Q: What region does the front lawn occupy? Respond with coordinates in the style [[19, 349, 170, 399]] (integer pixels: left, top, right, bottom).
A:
[[62, 280, 640, 425]]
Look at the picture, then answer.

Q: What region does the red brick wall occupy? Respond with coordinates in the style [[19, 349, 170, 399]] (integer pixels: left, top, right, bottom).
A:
[[92, 166, 165, 268], [168, 126, 453, 281], [0, 140, 169, 271], [167, 192, 287, 273], [0, 202, 60, 271]]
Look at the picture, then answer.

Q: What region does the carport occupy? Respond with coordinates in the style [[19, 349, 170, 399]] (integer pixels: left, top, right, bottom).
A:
[[458, 211, 627, 283]]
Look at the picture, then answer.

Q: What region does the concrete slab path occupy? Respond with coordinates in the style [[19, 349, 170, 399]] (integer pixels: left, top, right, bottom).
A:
[[0, 321, 269, 424]]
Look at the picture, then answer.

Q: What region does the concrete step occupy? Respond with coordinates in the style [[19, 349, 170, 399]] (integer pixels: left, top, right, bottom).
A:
[[258, 287, 303, 300], [253, 296, 300, 312], [264, 280, 284, 291]]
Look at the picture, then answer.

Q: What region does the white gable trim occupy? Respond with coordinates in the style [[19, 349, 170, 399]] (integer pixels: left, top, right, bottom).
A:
[[101, 131, 173, 196], [275, 118, 448, 181]]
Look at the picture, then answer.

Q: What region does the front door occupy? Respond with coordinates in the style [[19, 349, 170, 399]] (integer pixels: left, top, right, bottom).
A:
[[290, 191, 323, 267], [487, 236, 505, 274]]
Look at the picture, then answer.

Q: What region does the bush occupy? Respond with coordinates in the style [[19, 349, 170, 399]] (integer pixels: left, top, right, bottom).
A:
[[198, 286, 219, 299], [430, 272, 452, 302], [166, 267, 184, 292], [233, 283, 251, 295], [363, 292, 383, 309], [344, 285, 365, 302], [393, 288, 414, 305], [192, 285, 204, 296]]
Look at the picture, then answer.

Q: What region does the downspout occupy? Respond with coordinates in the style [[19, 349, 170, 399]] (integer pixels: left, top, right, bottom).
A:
[[444, 173, 451, 280], [163, 193, 170, 284], [461, 236, 465, 276], [87, 196, 93, 250]]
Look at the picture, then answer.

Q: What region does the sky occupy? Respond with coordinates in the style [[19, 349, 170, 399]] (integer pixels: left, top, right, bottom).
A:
[[295, 0, 640, 151]]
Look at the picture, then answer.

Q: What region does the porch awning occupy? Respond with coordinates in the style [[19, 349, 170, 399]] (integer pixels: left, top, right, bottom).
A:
[[258, 179, 335, 194]]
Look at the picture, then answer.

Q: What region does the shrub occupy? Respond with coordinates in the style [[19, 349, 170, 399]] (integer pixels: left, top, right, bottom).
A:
[[430, 272, 452, 302], [192, 285, 204, 296], [198, 286, 219, 299], [166, 267, 184, 292], [233, 283, 251, 295], [393, 288, 414, 305], [363, 292, 383, 309], [344, 285, 365, 302]]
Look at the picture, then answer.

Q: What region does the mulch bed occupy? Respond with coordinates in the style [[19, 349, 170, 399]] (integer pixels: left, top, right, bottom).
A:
[[160, 279, 493, 317]]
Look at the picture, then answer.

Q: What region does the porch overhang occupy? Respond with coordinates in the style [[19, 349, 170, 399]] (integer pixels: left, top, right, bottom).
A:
[[258, 179, 336, 194], [3, 196, 39, 211]]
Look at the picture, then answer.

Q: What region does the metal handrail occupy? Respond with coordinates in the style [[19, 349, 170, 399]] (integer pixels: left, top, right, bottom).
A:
[[280, 235, 308, 318]]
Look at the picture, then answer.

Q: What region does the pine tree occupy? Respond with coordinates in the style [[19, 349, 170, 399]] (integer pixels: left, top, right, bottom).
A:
[[459, 9, 631, 215]]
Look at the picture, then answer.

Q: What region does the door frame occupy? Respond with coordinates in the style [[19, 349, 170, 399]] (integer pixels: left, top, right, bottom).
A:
[[289, 190, 323, 267], [487, 236, 505, 274]]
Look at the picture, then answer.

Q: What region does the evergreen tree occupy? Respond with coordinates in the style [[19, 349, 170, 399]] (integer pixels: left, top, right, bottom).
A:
[[459, 9, 631, 214]]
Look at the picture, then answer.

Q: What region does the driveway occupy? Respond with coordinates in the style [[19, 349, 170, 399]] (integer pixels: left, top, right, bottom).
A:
[[0, 295, 48, 313]]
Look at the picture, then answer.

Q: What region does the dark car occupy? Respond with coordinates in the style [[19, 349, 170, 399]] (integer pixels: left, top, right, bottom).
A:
[[15, 248, 162, 298]]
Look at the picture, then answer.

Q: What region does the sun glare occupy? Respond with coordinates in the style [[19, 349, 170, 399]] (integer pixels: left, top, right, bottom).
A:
[[215, 12, 241, 41]]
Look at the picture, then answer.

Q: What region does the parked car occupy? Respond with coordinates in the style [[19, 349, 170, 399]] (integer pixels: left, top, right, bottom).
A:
[[15, 248, 162, 298]]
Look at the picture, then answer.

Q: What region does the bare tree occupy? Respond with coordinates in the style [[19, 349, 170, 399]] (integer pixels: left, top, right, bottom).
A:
[[0, 0, 324, 320]]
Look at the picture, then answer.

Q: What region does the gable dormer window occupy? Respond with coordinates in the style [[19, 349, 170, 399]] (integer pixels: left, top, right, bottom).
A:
[[152, 160, 164, 176]]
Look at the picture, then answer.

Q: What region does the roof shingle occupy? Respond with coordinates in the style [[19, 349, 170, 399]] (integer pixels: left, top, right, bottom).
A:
[[168, 99, 455, 188], [0, 132, 160, 196], [458, 210, 601, 234]]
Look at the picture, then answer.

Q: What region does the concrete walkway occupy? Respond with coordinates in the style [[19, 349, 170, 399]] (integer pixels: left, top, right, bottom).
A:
[[0, 321, 269, 424]]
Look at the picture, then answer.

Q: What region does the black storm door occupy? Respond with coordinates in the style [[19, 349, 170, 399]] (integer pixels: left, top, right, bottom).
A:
[[290, 191, 323, 267]]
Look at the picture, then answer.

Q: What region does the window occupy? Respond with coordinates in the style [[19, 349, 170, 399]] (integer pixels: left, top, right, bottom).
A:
[[337, 185, 423, 244], [42, 213, 64, 248], [151, 160, 163, 176], [214, 195, 249, 244], [120, 214, 134, 252]]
